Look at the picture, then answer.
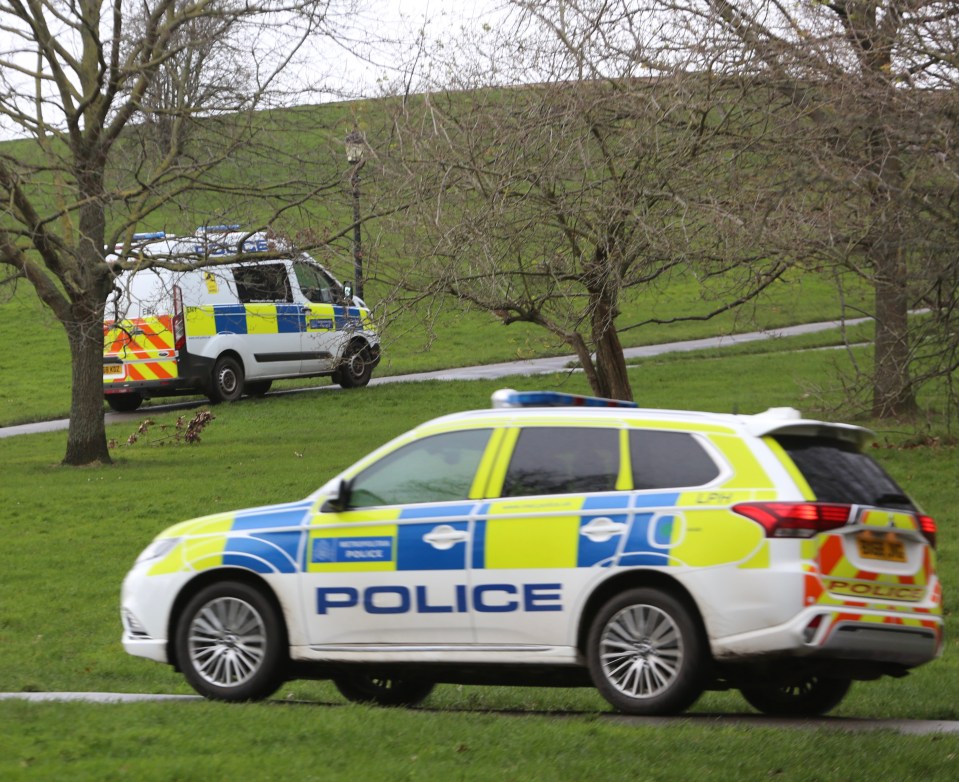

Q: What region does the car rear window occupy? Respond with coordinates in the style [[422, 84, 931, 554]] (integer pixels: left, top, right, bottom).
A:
[[774, 435, 914, 508]]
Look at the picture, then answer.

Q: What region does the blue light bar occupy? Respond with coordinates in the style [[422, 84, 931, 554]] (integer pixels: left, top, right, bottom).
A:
[[196, 224, 241, 233], [491, 389, 638, 409], [132, 231, 166, 241]]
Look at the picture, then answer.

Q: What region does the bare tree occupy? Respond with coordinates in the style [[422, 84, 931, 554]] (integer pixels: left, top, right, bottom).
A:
[[0, 0, 350, 465], [686, 0, 959, 418], [381, 1, 795, 400]]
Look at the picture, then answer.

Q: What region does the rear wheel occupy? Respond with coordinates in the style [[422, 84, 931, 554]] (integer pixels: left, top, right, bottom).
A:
[[587, 588, 706, 715], [333, 673, 435, 707], [740, 676, 851, 717], [209, 356, 244, 403], [334, 342, 373, 388], [175, 580, 286, 701], [106, 393, 143, 412]]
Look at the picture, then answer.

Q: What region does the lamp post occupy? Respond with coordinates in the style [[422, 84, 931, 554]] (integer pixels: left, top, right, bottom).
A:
[[345, 129, 366, 301]]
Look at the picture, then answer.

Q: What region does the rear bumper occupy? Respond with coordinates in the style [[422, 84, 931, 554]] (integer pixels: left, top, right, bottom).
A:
[[712, 606, 943, 669], [104, 352, 214, 398]]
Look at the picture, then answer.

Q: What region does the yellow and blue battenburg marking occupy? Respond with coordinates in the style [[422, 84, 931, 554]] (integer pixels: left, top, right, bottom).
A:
[[152, 489, 762, 578], [185, 304, 367, 337]]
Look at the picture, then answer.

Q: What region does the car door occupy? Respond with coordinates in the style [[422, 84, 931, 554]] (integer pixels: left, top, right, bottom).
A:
[[231, 262, 302, 378], [301, 427, 497, 647], [292, 260, 341, 374], [470, 424, 631, 647]]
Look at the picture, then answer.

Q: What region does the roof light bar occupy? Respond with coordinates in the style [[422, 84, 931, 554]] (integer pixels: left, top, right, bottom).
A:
[[491, 389, 638, 409], [132, 231, 166, 241], [196, 224, 241, 234]]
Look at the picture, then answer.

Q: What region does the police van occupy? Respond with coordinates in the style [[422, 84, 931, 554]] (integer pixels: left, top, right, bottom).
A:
[[120, 390, 943, 716], [103, 227, 380, 411]]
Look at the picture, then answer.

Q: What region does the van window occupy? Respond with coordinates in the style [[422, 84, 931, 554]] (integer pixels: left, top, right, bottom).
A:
[[501, 427, 619, 497], [294, 261, 336, 304], [233, 264, 292, 303]]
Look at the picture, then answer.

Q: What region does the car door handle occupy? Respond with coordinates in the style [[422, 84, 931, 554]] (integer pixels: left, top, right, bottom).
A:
[[423, 525, 469, 550], [580, 517, 628, 543]]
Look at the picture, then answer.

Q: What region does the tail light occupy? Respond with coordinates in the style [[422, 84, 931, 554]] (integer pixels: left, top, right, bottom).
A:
[[917, 515, 937, 549], [172, 284, 185, 350], [732, 502, 851, 538]]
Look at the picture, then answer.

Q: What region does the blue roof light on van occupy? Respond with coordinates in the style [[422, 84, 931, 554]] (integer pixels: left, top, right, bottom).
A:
[[491, 389, 639, 409], [196, 224, 241, 234], [132, 232, 166, 241]]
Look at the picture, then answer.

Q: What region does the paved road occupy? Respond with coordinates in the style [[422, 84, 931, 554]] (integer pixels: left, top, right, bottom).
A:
[[0, 317, 867, 440]]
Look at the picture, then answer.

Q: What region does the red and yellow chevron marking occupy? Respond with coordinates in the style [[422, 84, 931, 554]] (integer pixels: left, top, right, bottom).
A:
[[802, 530, 940, 614], [104, 316, 177, 382]]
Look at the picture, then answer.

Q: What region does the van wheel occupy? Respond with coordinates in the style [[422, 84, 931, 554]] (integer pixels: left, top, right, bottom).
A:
[[245, 380, 272, 397], [740, 676, 851, 717], [333, 673, 435, 707], [210, 356, 244, 403], [106, 393, 143, 412], [335, 343, 373, 388], [587, 588, 706, 716], [175, 580, 286, 701]]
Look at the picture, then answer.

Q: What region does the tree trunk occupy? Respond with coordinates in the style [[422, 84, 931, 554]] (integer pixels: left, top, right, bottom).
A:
[[62, 296, 112, 466], [590, 291, 633, 401], [872, 247, 916, 418]]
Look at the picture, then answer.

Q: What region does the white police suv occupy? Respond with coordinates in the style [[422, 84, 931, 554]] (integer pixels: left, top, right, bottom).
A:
[[121, 390, 943, 715]]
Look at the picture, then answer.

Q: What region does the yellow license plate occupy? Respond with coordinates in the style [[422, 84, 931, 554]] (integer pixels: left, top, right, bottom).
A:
[[857, 533, 906, 562], [103, 364, 124, 376]]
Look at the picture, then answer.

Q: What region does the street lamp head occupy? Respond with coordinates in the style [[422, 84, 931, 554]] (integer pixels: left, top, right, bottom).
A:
[[345, 129, 365, 164]]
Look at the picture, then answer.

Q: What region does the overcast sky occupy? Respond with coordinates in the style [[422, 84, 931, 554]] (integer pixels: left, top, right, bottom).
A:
[[0, 0, 510, 139]]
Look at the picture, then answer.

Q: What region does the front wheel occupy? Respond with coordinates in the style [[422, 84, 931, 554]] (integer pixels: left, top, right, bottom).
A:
[[333, 673, 435, 707], [209, 356, 244, 403], [740, 676, 851, 717], [174, 581, 286, 701], [334, 343, 373, 388], [587, 588, 706, 716]]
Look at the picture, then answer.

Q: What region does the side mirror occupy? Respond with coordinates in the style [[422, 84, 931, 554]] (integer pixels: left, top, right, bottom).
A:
[[342, 282, 353, 301], [321, 478, 353, 513]]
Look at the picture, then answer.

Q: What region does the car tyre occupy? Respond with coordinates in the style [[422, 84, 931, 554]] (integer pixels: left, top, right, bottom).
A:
[[587, 588, 706, 716], [334, 342, 373, 389], [175, 580, 286, 701], [333, 673, 435, 707], [106, 393, 143, 412], [209, 356, 244, 403], [740, 676, 851, 717]]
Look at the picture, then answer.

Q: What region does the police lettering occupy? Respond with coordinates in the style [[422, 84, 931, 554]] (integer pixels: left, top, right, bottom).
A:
[[826, 580, 924, 601], [316, 583, 563, 615]]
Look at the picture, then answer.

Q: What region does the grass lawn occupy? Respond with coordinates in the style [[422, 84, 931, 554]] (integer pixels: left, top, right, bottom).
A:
[[0, 349, 956, 779]]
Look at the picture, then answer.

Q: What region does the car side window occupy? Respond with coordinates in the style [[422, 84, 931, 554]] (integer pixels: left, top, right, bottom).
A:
[[629, 429, 719, 489], [501, 427, 619, 497], [234, 263, 292, 303], [293, 261, 335, 304], [349, 429, 493, 507]]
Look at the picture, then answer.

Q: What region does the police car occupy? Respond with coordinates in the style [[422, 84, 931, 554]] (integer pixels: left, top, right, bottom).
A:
[[120, 390, 943, 716]]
